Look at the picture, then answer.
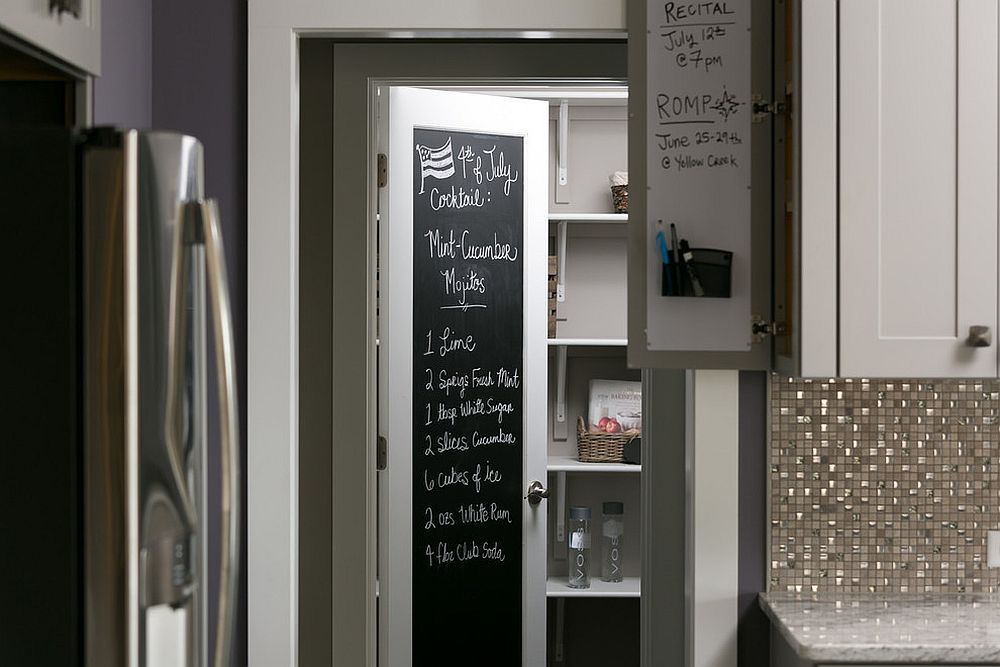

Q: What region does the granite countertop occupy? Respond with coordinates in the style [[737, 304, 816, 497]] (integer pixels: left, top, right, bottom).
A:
[[760, 592, 1000, 663]]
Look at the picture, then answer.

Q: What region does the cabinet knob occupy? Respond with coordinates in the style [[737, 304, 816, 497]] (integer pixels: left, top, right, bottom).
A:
[[967, 325, 993, 348], [525, 480, 549, 506], [49, 0, 81, 18]]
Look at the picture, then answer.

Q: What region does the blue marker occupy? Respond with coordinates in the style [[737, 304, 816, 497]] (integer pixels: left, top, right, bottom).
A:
[[656, 230, 670, 264], [656, 230, 674, 295]]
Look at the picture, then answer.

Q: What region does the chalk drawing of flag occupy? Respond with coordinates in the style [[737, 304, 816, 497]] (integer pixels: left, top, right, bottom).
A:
[[415, 138, 455, 194]]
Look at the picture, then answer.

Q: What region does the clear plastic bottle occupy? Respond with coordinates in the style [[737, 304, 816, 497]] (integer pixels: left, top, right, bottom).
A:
[[568, 506, 592, 589], [601, 501, 625, 583]]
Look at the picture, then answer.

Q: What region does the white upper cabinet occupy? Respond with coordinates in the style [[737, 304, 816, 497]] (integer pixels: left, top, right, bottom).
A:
[[0, 0, 101, 75], [838, 0, 998, 377]]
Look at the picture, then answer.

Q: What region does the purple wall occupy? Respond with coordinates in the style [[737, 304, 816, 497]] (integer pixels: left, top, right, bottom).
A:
[[739, 371, 769, 665], [93, 0, 151, 127]]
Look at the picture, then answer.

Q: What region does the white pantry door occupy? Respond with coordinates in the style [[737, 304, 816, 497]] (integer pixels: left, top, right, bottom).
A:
[[378, 86, 548, 667]]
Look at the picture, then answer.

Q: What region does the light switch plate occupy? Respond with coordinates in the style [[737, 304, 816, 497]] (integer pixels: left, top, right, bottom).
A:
[[988, 530, 1000, 568]]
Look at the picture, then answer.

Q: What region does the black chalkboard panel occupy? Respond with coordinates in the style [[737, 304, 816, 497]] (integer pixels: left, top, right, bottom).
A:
[[412, 127, 524, 665]]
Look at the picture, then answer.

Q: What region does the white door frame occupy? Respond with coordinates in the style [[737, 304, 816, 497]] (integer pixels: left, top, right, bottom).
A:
[[250, 24, 748, 667], [248, 25, 626, 667]]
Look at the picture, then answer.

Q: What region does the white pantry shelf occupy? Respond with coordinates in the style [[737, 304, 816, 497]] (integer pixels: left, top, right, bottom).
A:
[[548, 213, 628, 223], [546, 576, 640, 598], [547, 455, 640, 473], [547, 338, 628, 347]]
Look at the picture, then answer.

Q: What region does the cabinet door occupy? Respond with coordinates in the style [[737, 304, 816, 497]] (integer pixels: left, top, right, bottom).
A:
[[0, 0, 100, 75], [839, 0, 998, 377], [379, 86, 548, 666], [627, 0, 774, 370]]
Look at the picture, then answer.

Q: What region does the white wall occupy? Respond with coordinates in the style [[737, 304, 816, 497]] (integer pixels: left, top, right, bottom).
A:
[[689, 370, 739, 667]]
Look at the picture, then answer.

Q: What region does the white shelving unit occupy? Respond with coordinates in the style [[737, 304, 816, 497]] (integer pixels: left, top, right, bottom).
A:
[[547, 455, 640, 473], [548, 212, 628, 223], [541, 84, 639, 665], [549, 214, 628, 312], [547, 338, 627, 347], [546, 576, 640, 598]]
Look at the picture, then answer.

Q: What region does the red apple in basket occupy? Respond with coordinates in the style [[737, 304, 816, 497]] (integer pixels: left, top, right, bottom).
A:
[[605, 419, 622, 434], [597, 417, 611, 431]]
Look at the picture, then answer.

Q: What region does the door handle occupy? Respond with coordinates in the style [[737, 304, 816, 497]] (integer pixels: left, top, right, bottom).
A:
[[163, 199, 239, 664], [196, 200, 241, 667], [526, 480, 549, 506], [967, 325, 993, 348], [176, 199, 240, 667]]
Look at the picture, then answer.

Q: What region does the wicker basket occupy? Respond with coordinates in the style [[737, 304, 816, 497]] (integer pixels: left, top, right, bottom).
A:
[[611, 184, 628, 213], [576, 417, 633, 463]]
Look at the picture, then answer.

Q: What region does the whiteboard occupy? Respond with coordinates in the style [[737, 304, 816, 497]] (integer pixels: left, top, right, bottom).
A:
[[644, 0, 753, 351]]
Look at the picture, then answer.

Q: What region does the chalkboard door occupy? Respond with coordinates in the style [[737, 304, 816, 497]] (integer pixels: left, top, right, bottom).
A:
[[378, 86, 549, 666]]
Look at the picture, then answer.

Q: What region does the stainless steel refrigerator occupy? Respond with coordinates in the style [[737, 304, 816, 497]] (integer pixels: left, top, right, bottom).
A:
[[0, 127, 240, 667]]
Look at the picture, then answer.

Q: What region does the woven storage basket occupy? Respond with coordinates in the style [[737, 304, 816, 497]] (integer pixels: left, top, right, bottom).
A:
[[576, 417, 632, 463]]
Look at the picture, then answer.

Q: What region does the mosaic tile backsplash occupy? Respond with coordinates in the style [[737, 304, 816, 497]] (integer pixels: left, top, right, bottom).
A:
[[770, 375, 1000, 593]]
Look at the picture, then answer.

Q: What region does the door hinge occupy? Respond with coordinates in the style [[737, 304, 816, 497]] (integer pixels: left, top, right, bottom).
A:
[[751, 316, 788, 343], [752, 94, 789, 123], [377, 435, 387, 471], [377, 153, 388, 188]]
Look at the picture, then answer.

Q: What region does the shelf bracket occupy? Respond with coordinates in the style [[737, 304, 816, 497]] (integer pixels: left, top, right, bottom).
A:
[[555, 471, 567, 547], [556, 220, 567, 303], [558, 99, 569, 187], [554, 344, 568, 441]]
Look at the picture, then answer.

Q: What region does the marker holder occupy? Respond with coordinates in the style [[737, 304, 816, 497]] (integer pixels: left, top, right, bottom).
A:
[[661, 248, 733, 298]]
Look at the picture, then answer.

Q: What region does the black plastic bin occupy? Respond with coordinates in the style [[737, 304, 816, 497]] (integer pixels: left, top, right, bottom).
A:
[[661, 248, 732, 298]]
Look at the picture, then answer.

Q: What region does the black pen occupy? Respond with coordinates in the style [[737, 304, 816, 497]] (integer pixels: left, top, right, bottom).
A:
[[679, 239, 705, 297], [669, 224, 682, 294]]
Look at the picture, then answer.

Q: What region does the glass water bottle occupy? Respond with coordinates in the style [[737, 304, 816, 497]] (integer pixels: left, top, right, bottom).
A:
[[568, 506, 592, 589], [601, 501, 625, 582]]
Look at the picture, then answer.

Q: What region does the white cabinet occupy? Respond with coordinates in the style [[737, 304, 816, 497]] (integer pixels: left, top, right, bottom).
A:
[[837, 0, 999, 377], [788, 0, 1000, 377], [0, 0, 101, 75]]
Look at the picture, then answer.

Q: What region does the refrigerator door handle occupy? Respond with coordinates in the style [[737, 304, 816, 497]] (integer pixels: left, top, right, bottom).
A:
[[188, 199, 241, 667]]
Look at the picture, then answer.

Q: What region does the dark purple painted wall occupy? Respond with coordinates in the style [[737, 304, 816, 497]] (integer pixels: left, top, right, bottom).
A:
[[93, 0, 151, 128], [739, 371, 769, 665]]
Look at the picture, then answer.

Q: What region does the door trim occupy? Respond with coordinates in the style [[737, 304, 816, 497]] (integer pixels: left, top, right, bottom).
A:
[[286, 39, 629, 667]]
